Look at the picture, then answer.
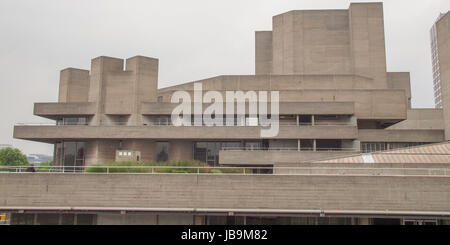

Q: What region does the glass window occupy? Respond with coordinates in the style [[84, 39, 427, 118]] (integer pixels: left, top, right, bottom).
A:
[[61, 142, 85, 172], [63, 142, 76, 168], [157, 116, 170, 126], [36, 214, 59, 225], [360, 142, 429, 153], [245, 141, 261, 151], [76, 214, 95, 225], [300, 139, 314, 151], [193, 142, 241, 166], [193, 142, 207, 163], [299, 115, 312, 125], [156, 142, 169, 162], [76, 142, 85, 159], [246, 117, 259, 126], [58, 117, 87, 126], [61, 214, 75, 225], [222, 142, 241, 150], [11, 214, 35, 225]]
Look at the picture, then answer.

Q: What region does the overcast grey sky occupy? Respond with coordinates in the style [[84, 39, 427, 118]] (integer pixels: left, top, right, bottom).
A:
[[1, 0, 449, 155]]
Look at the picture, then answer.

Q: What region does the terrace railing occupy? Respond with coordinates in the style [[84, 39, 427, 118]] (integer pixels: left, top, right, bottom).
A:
[[1, 165, 449, 177], [220, 147, 359, 152], [16, 121, 356, 127]]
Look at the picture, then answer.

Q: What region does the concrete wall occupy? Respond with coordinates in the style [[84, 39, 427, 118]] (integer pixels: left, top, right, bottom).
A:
[[387, 109, 444, 130], [85, 140, 191, 165], [85, 56, 159, 126], [437, 13, 450, 140], [125, 56, 159, 125], [387, 72, 412, 109], [35, 101, 355, 118], [121, 140, 156, 163], [85, 140, 121, 165], [349, 3, 387, 88], [169, 140, 193, 162], [88, 56, 124, 125], [359, 129, 445, 143], [254, 3, 388, 89], [58, 68, 90, 103], [103, 71, 135, 115], [272, 10, 352, 75], [158, 87, 407, 120], [158, 74, 376, 93], [1, 173, 449, 213], [255, 31, 273, 74]]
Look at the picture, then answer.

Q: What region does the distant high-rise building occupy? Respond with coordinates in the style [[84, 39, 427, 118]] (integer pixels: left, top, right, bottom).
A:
[[431, 13, 448, 108]]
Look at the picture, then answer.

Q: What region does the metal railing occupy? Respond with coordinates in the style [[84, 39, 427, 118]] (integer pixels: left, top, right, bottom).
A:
[[221, 147, 359, 152], [1, 165, 449, 177], [15, 121, 356, 127]]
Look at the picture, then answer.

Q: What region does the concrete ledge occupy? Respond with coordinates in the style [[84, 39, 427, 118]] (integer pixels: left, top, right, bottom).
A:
[[2, 206, 450, 219], [358, 129, 445, 142], [219, 151, 355, 165], [0, 173, 449, 213], [13, 125, 358, 142], [34, 103, 96, 119], [141, 102, 355, 115]]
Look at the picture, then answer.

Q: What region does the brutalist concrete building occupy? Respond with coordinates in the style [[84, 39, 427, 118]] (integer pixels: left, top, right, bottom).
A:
[[3, 3, 450, 225]]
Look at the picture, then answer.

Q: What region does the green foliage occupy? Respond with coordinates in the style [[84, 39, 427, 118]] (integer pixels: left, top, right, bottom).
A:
[[0, 148, 29, 166], [36, 161, 54, 172], [209, 169, 223, 174], [84, 161, 243, 174]]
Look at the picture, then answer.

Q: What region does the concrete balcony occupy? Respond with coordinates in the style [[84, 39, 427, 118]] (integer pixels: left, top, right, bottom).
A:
[[13, 125, 358, 142], [141, 102, 355, 115], [34, 102, 96, 119], [219, 150, 358, 165], [358, 129, 445, 143]]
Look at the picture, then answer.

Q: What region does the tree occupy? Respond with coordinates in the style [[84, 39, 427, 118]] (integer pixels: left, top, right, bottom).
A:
[[0, 148, 29, 166]]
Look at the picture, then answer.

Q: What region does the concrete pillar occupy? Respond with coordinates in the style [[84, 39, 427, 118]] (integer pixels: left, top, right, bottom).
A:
[[358, 218, 370, 225], [125, 56, 159, 125], [85, 140, 121, 166], [194, 215, 205, 225], [349, 3, 388, 89], [311, 115, 315, 126], [298, 139, 301, 151], [255, 31, 273, 75], [58, 68, 90, 103], [169, 140, 193, 162], [313, 139, 317, 151], [296, 115, 299, 126], [88, 56, 124, 126]]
